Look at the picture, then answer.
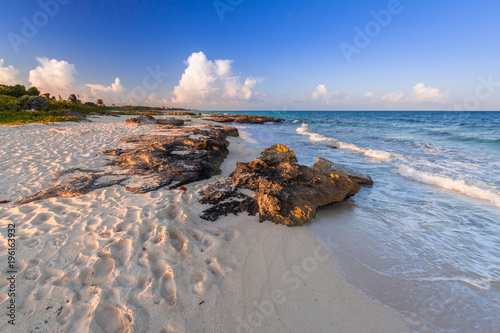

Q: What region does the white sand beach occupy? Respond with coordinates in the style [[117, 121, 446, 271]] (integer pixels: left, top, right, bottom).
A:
[[0, 116, 410, 332]]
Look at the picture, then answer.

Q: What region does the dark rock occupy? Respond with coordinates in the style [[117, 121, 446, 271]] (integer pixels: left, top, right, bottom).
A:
[[126, 115, 185, 126], [200, 198, 258, 222], [205, 114, 285, 124], [15, 174, 127, 206], [16, 125, 240, 204], [313, 157, 373, 185], [63, 109, 88, 119], [199, 146, 361, 226], [157, 118, 184, 126], [125, 115, 158, 126]]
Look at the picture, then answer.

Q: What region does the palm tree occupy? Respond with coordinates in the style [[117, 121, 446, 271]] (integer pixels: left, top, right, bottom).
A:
[[68, 94, 78, 103], [97, 99, 104, 107]]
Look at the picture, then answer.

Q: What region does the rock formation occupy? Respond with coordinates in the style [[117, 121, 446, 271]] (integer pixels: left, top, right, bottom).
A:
[[125, 115, 185, 126], [313, 157, 374, 185], [205, 114, 285, 124], [199, 145, 364, 226], [15, 123, 238, 205]]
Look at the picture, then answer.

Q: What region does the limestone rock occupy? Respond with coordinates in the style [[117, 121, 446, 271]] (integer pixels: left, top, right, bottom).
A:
[[16, 125, 240, 204], [260, 144, 298, 164], [199, 146, 361, 226], [125, 115, 186, 126], [125, 115, 158, 126], [205, 114, 285, 124], [313, 157, 373, 185]]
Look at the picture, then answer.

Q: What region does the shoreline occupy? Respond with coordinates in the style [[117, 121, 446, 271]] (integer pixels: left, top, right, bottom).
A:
[[0, 115, 410, 332]]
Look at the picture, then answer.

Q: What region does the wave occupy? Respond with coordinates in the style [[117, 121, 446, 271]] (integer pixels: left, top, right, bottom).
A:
[[296, 123, 397, 160], [397, 165, 500, 207], [296, 123, 340, 145], [292, 120, 300, 123]]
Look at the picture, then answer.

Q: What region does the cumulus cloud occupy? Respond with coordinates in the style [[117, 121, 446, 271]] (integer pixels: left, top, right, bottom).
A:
[[312, 84, 333, 104], [0, 59, 20, 85], [28, 57, 77, 95], [381, 83, 449, 105], [364, 91, 374, 98], [412, 82, 449, 103], [311, 84, 354, 106], [85, 77, 127, 104], [172, 52, 259, 104]]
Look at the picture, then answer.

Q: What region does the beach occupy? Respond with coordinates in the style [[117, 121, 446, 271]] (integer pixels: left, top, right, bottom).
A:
[[0, 115, 410, 332]]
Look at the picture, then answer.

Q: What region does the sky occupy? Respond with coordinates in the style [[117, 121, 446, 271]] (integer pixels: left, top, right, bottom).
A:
[[1, 0, 499, 111]]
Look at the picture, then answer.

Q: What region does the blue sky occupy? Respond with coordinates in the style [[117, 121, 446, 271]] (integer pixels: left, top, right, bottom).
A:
[[1, 0, 499, 110]]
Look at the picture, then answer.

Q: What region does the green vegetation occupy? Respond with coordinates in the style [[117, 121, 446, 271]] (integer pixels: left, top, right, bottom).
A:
[[0, 83, 196, 125]]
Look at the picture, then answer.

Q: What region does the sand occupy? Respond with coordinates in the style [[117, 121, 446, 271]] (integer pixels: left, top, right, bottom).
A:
[[0, 116, 410, 332]]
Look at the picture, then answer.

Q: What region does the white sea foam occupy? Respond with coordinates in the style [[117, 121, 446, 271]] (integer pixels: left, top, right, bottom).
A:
[[293, 120, 300, 123], [397, 165, 500, 207], [296, 123, 339, 145], [297, 124, 397, 160], [364, 149, 394, 160]]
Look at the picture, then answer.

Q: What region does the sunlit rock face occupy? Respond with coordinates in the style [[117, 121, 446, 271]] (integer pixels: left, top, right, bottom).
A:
[[200, 145, 363, 226]]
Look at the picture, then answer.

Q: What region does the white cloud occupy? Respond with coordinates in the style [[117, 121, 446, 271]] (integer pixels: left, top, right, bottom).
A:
[[312, 84, 335, 104], [28, 57, 77, 96], [86, 77, 124, 95], [0, 59, 20, 85], [364, 91, 374, 98], [381, 83, 449, 105], [85, 77, 127, 104], [172, 52, 259, 104], [412, 82, 449, 103]]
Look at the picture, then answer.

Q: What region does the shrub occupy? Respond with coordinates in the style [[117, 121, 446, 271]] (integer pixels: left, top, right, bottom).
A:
[[0, 84, 27, 98], [18, 95, 49, 110], [0, 94, 19, 111], [26, 86, 41, 96]]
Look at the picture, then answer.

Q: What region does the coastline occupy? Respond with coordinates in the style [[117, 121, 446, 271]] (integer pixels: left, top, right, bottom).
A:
[[0, 115, 410, 332]]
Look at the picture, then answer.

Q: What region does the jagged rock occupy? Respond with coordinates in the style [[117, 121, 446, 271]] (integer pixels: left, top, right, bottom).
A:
[[200, 146, 361, 226], [16, 125, 240, 204], [15, 173, 127, 206], [64, 109, 88, 119], [313, 157, 373, 185], [125, 115, 185, 126], [125, 115, 158, 125], [260, 144, 298, 164], [205, 114, 285, 124], [157, 118, 184, 126], [200, 198, 258, 222]]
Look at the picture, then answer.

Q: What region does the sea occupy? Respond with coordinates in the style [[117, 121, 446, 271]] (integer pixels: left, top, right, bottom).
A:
[[209, 111, 500, 333]]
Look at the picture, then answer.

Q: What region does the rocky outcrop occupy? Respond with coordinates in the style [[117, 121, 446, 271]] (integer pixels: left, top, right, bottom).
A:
[[64, 109, 89, 120], [313, 157, 373, 185], [15, 124, 239, 205], [259, 144, 298, 164], [125, 115, 185, 126], [199, 145, 362, 226], [15, 173, 127, 206], [205, 114, 285, 124], [102, 125, 237, 193]]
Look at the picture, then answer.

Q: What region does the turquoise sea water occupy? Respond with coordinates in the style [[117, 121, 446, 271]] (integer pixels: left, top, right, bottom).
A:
[[215, 111, 500, 332]]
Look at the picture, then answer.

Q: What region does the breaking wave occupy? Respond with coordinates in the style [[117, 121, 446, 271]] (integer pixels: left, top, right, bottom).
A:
[[397, 165, 500, 207]]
